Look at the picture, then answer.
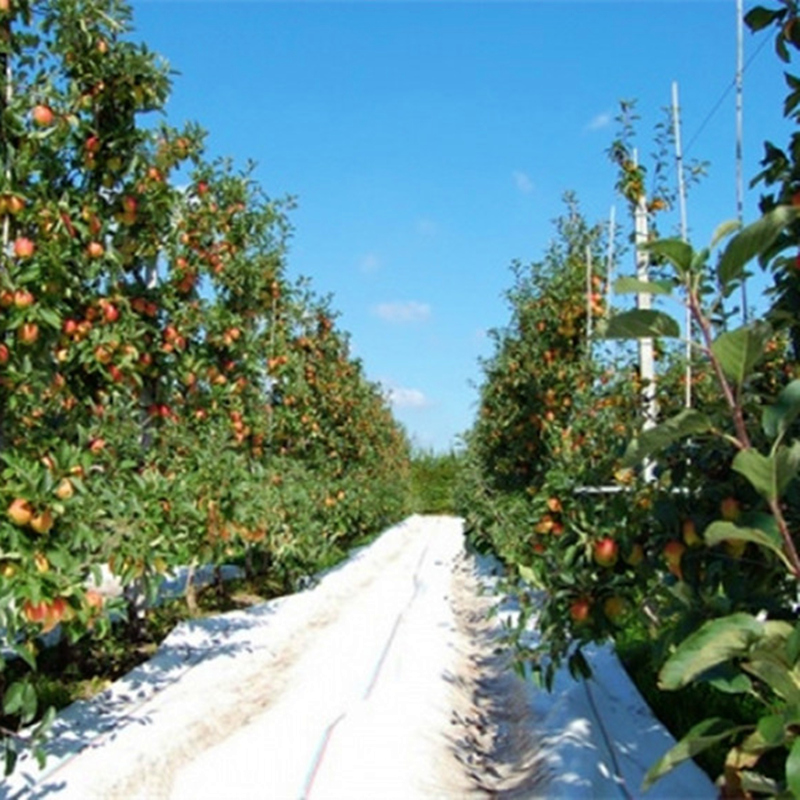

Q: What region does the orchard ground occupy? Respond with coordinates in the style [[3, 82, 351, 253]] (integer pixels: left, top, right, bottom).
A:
[[4, 516, 713, 799]]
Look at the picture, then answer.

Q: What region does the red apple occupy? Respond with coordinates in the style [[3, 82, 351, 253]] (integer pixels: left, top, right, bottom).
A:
[[31, 104, 53, 127], [546, 496, 562, 513], [569, 597, 592, 624], [54, 478, 74, 500], [48, 596, 68, 622], [22, 599, 48, 624], [13, 237, 34, 259], [86, 241, 104, 259], [624, 543, 644, 567], [18, 322, 39, 345], [720, 497, 741, 522], [593, 537, 619, 568], [682, 519, 702, 547], [29, 508, 53, 534], [13, 288, 33, 308], [663, 540, 686, 580], [94, 344, 112, 364], [101, 302, 119, 323], [0, 343, 8, 365], [7, 498, 33, 527], [603, 596, 627, 620], [7, 195, 25, 215]]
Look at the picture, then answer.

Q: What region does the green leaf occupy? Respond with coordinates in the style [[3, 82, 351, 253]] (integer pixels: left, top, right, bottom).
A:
[[602, 309, 680, 339], [778, 31, 791, 63], [743, 659, 800, 704], [34, 704, 56, 738], [19, 681, 37, 724], [659, 613, 763, 690], [640, 238, 693, 275], [782, 702, 800, 728], [717, 206, 800, 288], [763, 380, 800, 441], [518, 564, 538, 586], [787, 736, 800, 797], [739, 771, 783, 796], [4, 743, 17, 777], [3, 681, 24, 716], [786, 623, 800, 665], [38, 307, 60, 329], [738, 727, 774, 758], [733, 449, 779, 502], [612, 276, 675, 296], [732, 444, 800, 502], [744, 6, 783, 32], [705, 521, 791, 570], [623, 409, 712, 466], [776, 441, 800, 496], [711, 219, 742, 250], [711, 322, 773, 387], [704, 663, 755, 695], [642, 718, 745, 791], [757, 713, 786, 747], [568, 649, 592, 680], [691, 247, 711, 273]]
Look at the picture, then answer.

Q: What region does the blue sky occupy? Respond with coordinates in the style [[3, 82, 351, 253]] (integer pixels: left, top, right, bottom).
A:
[[130, 0, 790, 452]]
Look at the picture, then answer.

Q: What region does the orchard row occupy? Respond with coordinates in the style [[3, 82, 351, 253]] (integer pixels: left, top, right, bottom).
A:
[[458, 3, 800, 795], [0, 0, 411, 767]]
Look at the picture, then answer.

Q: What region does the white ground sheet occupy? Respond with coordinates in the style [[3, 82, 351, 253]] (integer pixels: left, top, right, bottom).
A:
[[1, 515, 716, 799]]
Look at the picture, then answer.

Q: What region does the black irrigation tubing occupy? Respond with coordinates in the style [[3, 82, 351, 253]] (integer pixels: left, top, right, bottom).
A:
[[301, 542, 431, 800], [581, 677, 637, 800]]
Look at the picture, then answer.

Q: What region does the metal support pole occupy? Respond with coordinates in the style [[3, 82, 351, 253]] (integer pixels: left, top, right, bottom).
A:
[[634, 150, 657, 481], [671, 81, 692, 409], [736, 0, 747, 321]]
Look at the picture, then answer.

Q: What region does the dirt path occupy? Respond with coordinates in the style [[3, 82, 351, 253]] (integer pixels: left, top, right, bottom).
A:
[[6, 515, 544, 800]]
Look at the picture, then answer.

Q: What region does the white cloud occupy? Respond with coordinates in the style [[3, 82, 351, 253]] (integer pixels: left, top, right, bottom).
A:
[[512, 170, 534, 194], [416, 218, 437, 236], [383, 385, 430, 409], [360, 252, 381, 273], [587, 111, 612, 131], [372, 301, 431, 324]]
